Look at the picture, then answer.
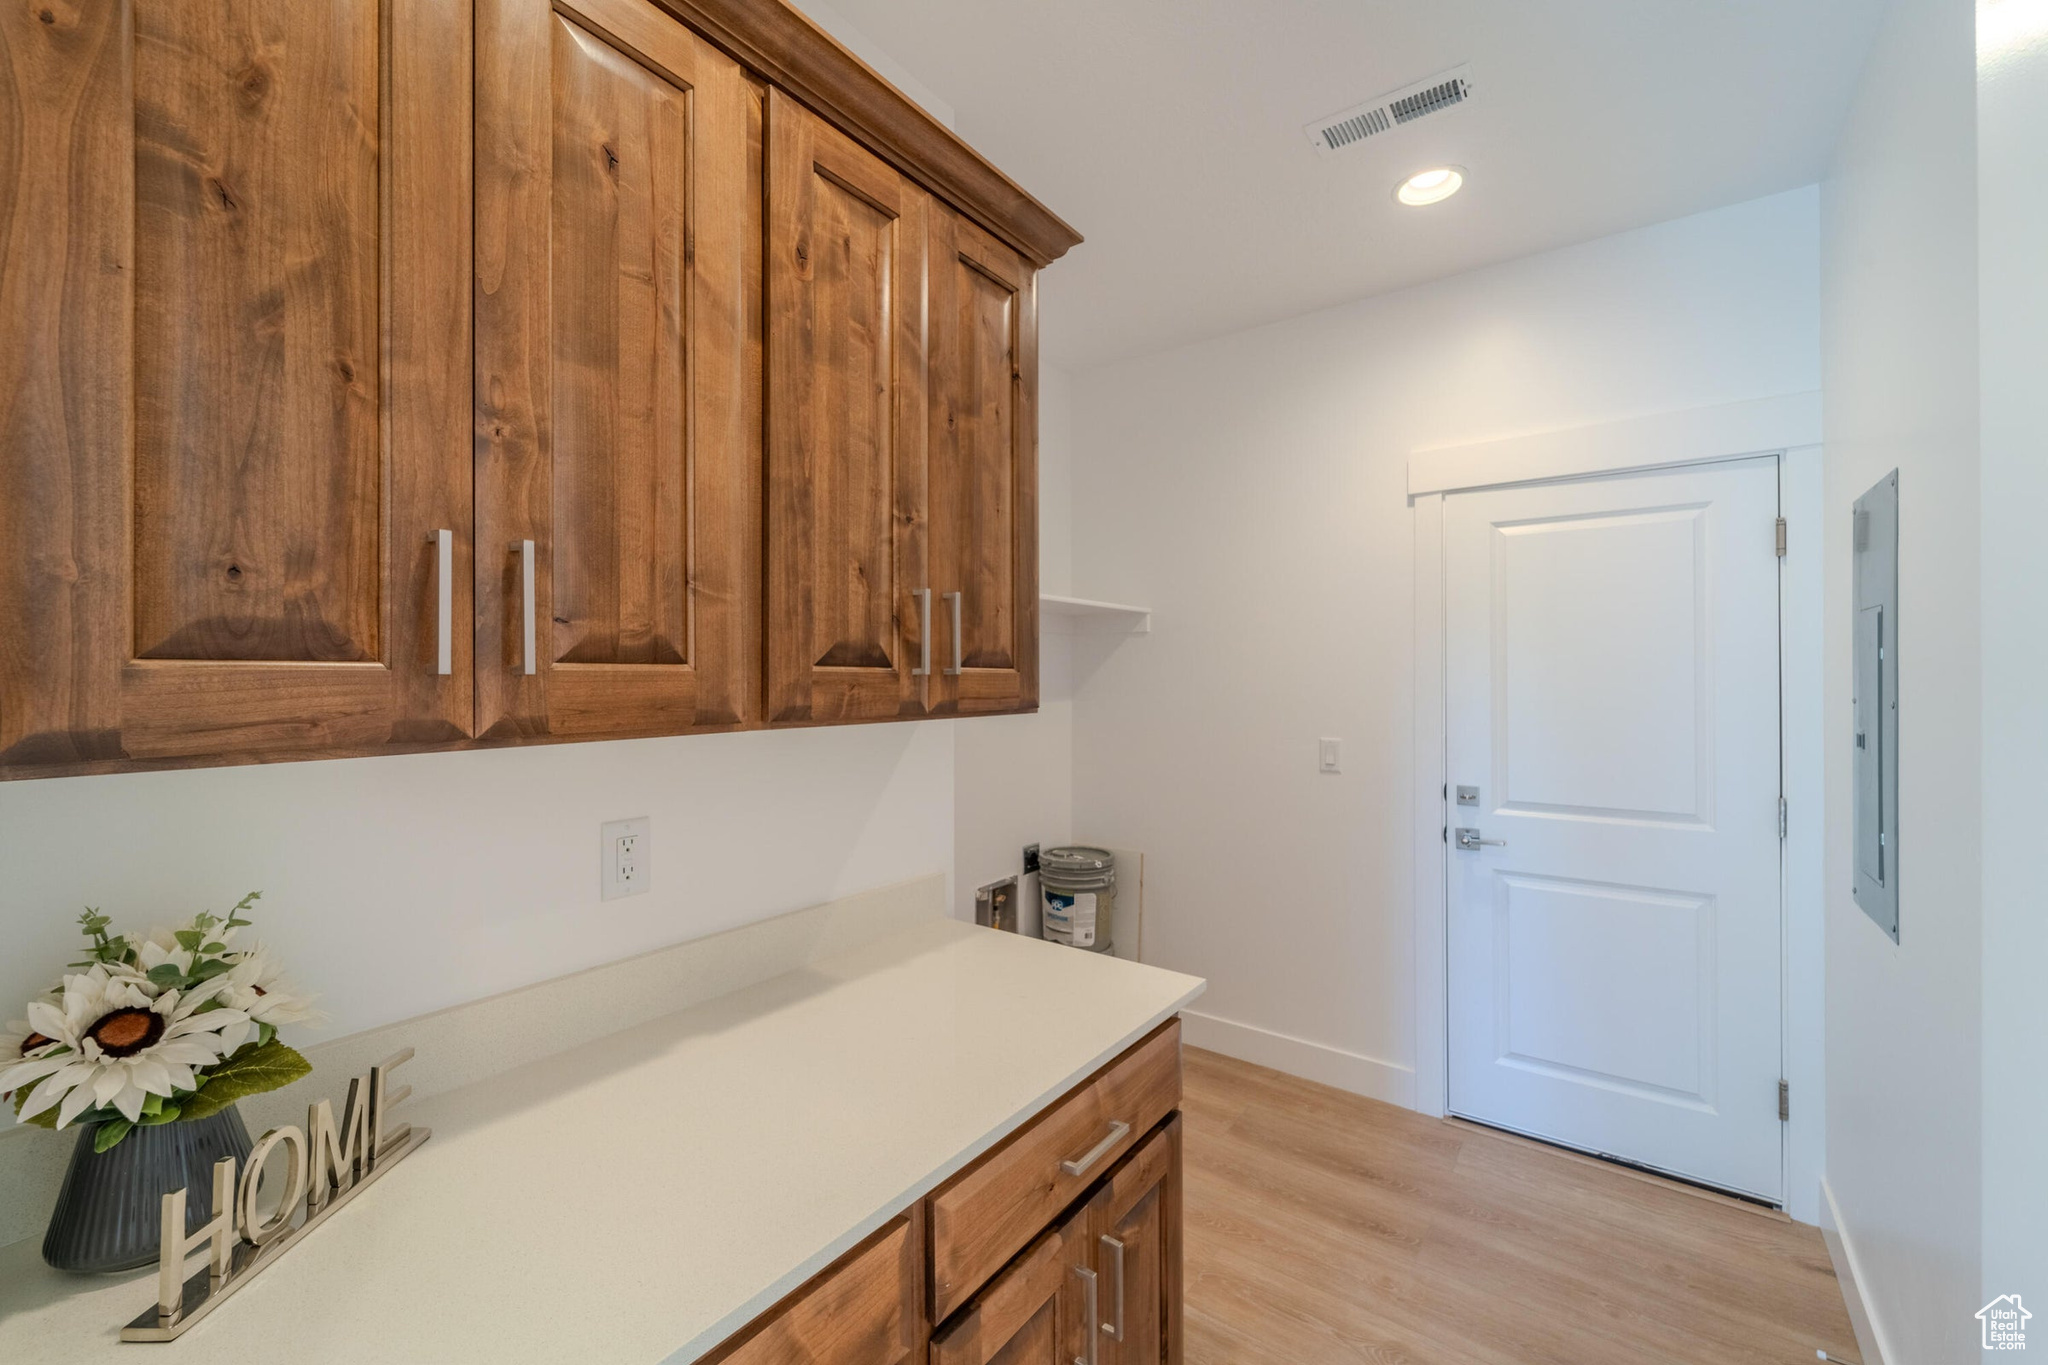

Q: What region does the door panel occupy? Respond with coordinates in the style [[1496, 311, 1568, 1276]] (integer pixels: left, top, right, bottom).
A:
[[931, 1205, 1089, 1365], [131, 0, 382, 666], [1444, 458, 1782, 1201], [475, 0, 750, 740], [1093, 1117, 1181, 1365], [0, 0, 473, 769], [928, 207, 1037, 714], [765, 89, 928, 723]]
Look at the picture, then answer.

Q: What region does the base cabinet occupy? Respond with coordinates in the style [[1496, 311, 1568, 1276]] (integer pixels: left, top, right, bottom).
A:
[[930, 1206, 1092, 1365], [702, 1025, 1184, 1365]]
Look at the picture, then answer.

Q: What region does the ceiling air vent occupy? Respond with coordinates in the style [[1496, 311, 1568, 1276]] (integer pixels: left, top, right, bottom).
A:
[[1304, 65, 1472, 157]]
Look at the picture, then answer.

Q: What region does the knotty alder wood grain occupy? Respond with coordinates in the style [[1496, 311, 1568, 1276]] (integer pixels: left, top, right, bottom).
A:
[[2, 0, 1060, 777], [765, 89, 930, 724], [702, 1212, 926, 1365], [0, 0, 473, 770], [929, 1020, 1182, 1322], [1179, 1047, 1858, 1365], [931, 1204, 1089, 1365], [928, 205, 1038, 716], [475, 0, 752, 740], [1097, 1115, 1183, 1365], [646, 0, 1081, 269]]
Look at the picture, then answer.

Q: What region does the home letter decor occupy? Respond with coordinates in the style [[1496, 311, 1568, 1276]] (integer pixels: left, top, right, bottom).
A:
[[119, 1049, 428, 1342]]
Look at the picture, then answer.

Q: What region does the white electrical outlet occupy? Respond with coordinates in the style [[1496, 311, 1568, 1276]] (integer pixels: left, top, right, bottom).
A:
[[601, 817, 651, 901], [1318, 738, 1342, 773]]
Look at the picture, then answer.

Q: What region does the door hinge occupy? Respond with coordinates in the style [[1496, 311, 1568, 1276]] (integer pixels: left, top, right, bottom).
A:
[[1778, 1079, 1790, 1122], [1774, 517, 1788, 557], [1779, 796, 1788, 840]]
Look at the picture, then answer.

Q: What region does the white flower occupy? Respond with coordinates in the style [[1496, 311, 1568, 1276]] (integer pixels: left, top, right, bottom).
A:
[[215, 947, 320, 1028], [7, 987, 62, 1063], [0, 965, 250, 1127]]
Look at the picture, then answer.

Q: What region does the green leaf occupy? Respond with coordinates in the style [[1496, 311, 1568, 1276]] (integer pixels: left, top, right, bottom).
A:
[[146, 963, 183, 987], [93, 1119, 134, 1153], [141, 1092, 163, 1117], [178, 1040, 310, 1122], [138, 1103, 181, 1127], [190, 958, 232, 983], [201, 943, 226, 955], [12, 1086, 58, 1129], [257, 1022, 276, 1047], [174, 929, 204, 952]]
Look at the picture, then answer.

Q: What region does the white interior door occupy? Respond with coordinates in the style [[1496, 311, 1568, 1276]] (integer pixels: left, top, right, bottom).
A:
[[1444, 456, 1783, 1201]]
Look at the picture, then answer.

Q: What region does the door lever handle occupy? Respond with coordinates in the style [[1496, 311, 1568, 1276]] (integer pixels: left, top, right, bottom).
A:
[[1454, 828, 1506, 851]]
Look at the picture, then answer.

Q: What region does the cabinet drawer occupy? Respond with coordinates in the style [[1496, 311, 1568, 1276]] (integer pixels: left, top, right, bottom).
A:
[[929, 1021, 1181, 1321], [713, 1215, 919, 1365]]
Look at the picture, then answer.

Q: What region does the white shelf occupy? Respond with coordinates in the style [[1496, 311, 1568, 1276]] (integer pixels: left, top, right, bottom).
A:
[[1040, 593, 1151, 635]]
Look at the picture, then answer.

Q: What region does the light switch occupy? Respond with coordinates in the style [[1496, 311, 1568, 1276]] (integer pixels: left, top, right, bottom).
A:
[[1318, 738, 1341, 774]]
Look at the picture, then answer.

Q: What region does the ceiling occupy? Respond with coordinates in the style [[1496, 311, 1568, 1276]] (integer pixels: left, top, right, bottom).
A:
[[812, 0, 1887, 368]]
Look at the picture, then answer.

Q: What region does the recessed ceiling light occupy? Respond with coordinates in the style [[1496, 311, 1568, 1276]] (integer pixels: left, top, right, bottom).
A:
[[1396, 166, 1464, 207]]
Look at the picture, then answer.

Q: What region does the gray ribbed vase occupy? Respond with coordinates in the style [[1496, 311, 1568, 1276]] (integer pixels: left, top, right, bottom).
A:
[[42, 1108, 253, 1273]]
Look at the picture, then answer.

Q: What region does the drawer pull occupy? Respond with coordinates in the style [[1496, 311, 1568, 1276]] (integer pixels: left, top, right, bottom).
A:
[[1072, 1265, 1099, 1365], [1061, 1119, 1130, 1177], [1100, 1235, 1125, 1341]]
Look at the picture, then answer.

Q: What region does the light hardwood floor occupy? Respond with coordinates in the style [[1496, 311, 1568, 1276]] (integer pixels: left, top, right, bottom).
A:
[[1182, 1047, 1859, 1365]]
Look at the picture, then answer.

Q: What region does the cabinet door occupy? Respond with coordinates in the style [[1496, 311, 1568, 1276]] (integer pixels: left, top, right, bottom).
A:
[[932, 1204, 1091, 1365], [0, 0, 473, 771], [928, 206, 1038, 716], [474, 0, 752, 740], [1090, 1116, 1183, 1365], [765, 89, 930, 724]]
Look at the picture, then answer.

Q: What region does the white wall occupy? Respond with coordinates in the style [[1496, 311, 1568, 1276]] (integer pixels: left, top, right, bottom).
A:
[[1820, 0, 1983, 1357], [1977, 0, 2048, 1321], [1065, 189, 1822, 1103], [0, 726, 954, 1057]]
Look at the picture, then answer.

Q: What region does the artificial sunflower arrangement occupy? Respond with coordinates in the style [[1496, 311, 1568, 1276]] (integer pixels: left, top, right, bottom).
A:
[[2, 893, 318, 1153]]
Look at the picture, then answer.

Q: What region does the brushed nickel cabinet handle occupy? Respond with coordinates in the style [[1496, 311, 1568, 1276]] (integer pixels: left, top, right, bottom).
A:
[[430, 529, 452, 676], [519, 539, 537, 676], [943, 590, 963, 676], [1072, 1265, 1099, 1365], [1061, 1119, 1130, 1177], [912, 588, 932, 677], [1100, 1235, 1125, 1342]]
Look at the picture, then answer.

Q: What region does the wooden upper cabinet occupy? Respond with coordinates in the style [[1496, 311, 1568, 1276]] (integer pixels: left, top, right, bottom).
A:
[[928, 206, 1039, 716], [473, 0, 753, 740], [0, 0, 474, 771], [764, 89, 930, 725]]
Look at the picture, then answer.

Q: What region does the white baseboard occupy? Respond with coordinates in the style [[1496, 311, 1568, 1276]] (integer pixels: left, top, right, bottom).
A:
[[1180, 1009, 1416, 1108], [1820, 1178, 1891, 1365]]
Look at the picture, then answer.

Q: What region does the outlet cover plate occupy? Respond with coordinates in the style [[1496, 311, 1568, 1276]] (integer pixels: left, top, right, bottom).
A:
[[602, 817, 650, 901]]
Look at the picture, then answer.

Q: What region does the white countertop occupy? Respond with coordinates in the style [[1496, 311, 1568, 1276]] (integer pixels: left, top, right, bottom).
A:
[[0, 919, 1204, 1364]]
